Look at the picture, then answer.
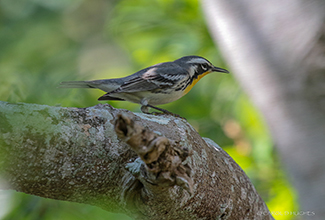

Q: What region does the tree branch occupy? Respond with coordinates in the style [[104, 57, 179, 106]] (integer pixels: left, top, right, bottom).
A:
[[0, 101, 273, 219], [115, 114, 193, 194]]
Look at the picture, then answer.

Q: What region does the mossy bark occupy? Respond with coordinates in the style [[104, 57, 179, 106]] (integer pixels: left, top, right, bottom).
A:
[[0, 101, 273, 220]]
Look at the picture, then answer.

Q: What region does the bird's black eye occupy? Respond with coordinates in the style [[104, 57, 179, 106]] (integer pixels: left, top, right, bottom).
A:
[[201, 64, 208, 71]]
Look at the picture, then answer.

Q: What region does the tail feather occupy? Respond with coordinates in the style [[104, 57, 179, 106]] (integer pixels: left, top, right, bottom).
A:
[[59, 81, 94, 89], [59, 79, 122, 92]]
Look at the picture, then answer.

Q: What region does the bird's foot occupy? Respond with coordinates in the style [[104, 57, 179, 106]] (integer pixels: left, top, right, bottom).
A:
[[141, 105, 185, 119], [151, 111, 183, 118]]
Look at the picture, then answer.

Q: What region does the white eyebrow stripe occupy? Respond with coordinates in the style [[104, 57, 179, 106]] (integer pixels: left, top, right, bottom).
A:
[[186, 58, 209, 64]]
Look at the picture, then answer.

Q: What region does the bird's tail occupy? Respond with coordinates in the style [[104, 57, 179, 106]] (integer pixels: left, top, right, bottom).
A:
[[59, 81, 94, 89], [58, 79, 122, 92]]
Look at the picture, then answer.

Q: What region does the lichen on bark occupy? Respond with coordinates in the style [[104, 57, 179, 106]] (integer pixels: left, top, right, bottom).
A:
[[0, 101, 274, 220]]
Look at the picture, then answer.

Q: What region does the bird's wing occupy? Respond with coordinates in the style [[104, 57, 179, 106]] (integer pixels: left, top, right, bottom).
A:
[[109, 63, 188, 94]]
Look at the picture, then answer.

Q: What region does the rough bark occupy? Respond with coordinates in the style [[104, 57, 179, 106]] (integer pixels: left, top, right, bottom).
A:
[[202, 0, 325, 218], [0, 101, 273, 219]]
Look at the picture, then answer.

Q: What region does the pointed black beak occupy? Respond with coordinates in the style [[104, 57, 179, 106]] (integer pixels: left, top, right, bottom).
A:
[[212, 66, 229, 73]]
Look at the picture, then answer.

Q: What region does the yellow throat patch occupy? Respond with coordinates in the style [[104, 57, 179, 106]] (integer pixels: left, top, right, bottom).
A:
[[184, 70, 211, 95]]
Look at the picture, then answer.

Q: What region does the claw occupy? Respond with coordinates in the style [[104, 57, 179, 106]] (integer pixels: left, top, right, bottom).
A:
[[141, 105, 185, 119], [152, 111, 183, 118]]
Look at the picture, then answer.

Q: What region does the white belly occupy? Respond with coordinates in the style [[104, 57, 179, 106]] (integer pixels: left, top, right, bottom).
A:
[[111, 90, 185, 106]]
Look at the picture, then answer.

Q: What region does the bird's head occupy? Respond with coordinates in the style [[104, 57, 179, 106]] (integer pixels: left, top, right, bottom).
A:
[[174, 55, 229, 76]]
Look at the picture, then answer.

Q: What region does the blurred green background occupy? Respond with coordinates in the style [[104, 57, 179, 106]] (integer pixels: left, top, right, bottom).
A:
[[0, 0, 297, 219]]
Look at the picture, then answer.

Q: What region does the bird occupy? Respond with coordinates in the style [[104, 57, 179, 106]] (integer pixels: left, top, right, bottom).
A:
[[59, 55, 229, 115]]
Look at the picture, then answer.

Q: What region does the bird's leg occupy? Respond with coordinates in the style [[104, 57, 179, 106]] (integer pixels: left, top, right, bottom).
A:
[[140, 99, 182, 118], [140, 105, 150, 114], [145, 104, 182, 118], [146, 105, 173, 114]]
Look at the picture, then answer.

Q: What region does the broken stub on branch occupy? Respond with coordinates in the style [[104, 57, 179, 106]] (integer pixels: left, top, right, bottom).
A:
[[115, 114, 193, 194]]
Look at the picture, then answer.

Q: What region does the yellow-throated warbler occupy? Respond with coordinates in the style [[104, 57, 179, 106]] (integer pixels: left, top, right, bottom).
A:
[[59, 55, 229, 114]]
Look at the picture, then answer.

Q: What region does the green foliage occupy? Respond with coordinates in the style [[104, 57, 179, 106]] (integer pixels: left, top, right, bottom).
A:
[[0, 0, 296, 219], [1, 191, 130, 220]]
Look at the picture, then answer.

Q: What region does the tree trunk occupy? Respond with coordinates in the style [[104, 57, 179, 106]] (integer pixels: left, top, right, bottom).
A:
[[0, 101, 273, 219], [202, 0, 325, 218]]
